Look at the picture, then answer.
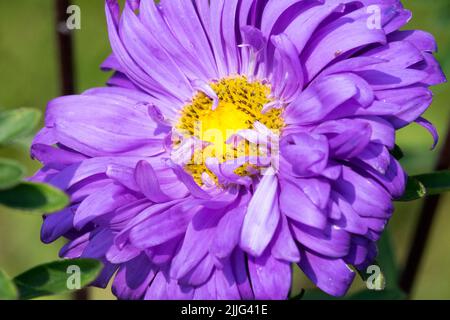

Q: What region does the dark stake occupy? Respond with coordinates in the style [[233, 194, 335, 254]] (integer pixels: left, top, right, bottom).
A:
[[55, 0, 75, 96], [55, 0, 87, 301], [400, 119, 450, 296]]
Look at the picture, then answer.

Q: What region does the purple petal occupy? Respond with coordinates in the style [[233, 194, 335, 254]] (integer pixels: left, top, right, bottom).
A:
[[248, 250, 291, 300], [46, 95, 167, 157], [134, 160, 173, 203], [74, 183, 137, 229], [271, 215, 300, 262], [112, 253, 156, 300], [298, 249, 355, 297], [279, 179, 328, 230], [128, 200, 200, 249], [240, 173, 280, 256], [290, 222, 351, 258], [41, 207, 74, 244], [415, 117, 439, 150], [301, 7, 386, 81], [170, 208, 223, 280], [285, 74, 360, 125], [280, 133, 329, 176], [335, 166, 393, 219], [211, 205, 247, 259]]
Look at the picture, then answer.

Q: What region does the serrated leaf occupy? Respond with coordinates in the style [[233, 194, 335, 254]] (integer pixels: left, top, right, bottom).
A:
[[13, 259, 103, 300], [0, 269, 18, 300], [0, 108, 41, 144], [0, 158, 25, 190], [0, 182, 69, 213], [396, 176, 427, 202]]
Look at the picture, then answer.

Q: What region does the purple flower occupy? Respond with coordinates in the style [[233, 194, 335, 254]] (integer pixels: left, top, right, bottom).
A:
[[31, 0, 445, 300]]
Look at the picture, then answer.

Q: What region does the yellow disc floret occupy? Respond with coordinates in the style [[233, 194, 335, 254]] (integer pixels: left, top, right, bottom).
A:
[[176, 76, 284, 186]]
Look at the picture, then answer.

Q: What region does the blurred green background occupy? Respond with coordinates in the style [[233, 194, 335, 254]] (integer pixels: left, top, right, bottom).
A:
[[0, 0, 449, 300]]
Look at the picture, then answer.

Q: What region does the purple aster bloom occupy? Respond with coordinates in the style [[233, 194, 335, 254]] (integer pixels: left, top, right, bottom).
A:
[[31, 0, 445, 300]]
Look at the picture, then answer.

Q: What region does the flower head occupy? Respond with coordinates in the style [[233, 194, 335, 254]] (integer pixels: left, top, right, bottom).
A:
[[32, 0, 445, 299]]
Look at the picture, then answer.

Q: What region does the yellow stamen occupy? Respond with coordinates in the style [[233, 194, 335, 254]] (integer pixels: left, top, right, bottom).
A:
[[176, 76, 284, 186]]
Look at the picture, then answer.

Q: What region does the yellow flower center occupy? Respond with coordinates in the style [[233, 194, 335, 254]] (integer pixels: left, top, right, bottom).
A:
[[176, 76, 284, 186]]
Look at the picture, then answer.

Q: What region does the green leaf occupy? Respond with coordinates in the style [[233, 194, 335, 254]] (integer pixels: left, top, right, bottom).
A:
[[391, 144, 404, 160], [0, 108, 41, 144], [413, 170, 450, 196], [377, 231, 399, 288], [396, 170, 450, 202], [0, 269, 18, 300], [0, 158, 25, 190], [0, 182, 69, 213], [396, 176, 426, 202], [13, 259, 103, 300]]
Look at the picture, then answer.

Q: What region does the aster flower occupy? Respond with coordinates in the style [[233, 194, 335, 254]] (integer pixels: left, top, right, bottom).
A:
[[31, 0, 445, 300]]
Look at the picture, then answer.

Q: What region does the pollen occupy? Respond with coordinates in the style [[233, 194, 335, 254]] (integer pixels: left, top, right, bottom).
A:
[[176, 76, 284, 186]]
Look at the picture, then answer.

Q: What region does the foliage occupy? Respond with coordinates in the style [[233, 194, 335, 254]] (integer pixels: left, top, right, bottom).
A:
[[13, 259, 103, 300], [0, 108, 99, 300], [398, 171, 450, 202], [0, 108, 69, 213], [1, 259, 103, 300]]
